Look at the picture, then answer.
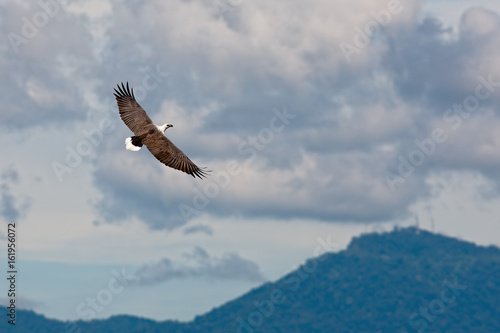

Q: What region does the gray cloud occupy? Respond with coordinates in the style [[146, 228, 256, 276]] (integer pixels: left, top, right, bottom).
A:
[[183, 224, 214, 236], [2, 0, 500, 230], [1, 168, 18, 183], [91, 152, 188, 230], [0, 168, 31, 222], [382, 8, 500, 111], [380, 7, 500, 182], [88, 2, 500, 229], [0, 1, 100, 129], [131, 247, 265, 286]]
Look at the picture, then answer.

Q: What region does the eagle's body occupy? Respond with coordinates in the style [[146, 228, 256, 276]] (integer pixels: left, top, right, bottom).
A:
[[114, 82, 209, 179]]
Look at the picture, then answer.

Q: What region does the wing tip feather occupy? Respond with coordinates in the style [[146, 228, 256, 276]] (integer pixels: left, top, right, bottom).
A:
[[114, 81, 135, 100], [192, 167, 211, 179]]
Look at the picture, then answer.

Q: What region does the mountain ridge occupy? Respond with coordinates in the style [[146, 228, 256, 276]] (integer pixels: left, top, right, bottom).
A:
[[2, 227, 499, 332]]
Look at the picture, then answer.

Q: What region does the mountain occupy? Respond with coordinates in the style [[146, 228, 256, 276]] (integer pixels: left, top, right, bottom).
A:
[[2, 227, 499, 332]]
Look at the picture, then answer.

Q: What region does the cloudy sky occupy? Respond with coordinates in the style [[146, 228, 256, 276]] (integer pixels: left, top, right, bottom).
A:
[[1, 0, 500, 322]]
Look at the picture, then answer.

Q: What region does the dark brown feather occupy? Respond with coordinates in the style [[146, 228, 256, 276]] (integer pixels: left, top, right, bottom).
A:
[[114, 82, 153, 135], [143, 132, 209, 179]]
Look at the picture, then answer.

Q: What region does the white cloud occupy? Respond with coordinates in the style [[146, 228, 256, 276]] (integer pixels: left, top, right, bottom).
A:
[[460, 6, 500, 35]]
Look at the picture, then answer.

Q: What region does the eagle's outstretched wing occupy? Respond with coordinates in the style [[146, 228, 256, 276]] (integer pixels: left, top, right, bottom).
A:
[[113, 82, 153, 135], [143, 134, 210, 179]]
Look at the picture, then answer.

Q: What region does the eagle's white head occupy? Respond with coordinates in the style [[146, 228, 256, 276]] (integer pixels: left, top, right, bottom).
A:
[[157, 123, 173, 132]]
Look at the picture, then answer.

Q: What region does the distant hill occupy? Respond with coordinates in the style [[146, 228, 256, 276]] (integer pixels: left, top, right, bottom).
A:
[[2, 227, 499, 332]]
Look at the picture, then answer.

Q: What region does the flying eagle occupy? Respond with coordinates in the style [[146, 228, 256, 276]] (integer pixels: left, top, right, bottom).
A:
[[114, 82, 210, 179]]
